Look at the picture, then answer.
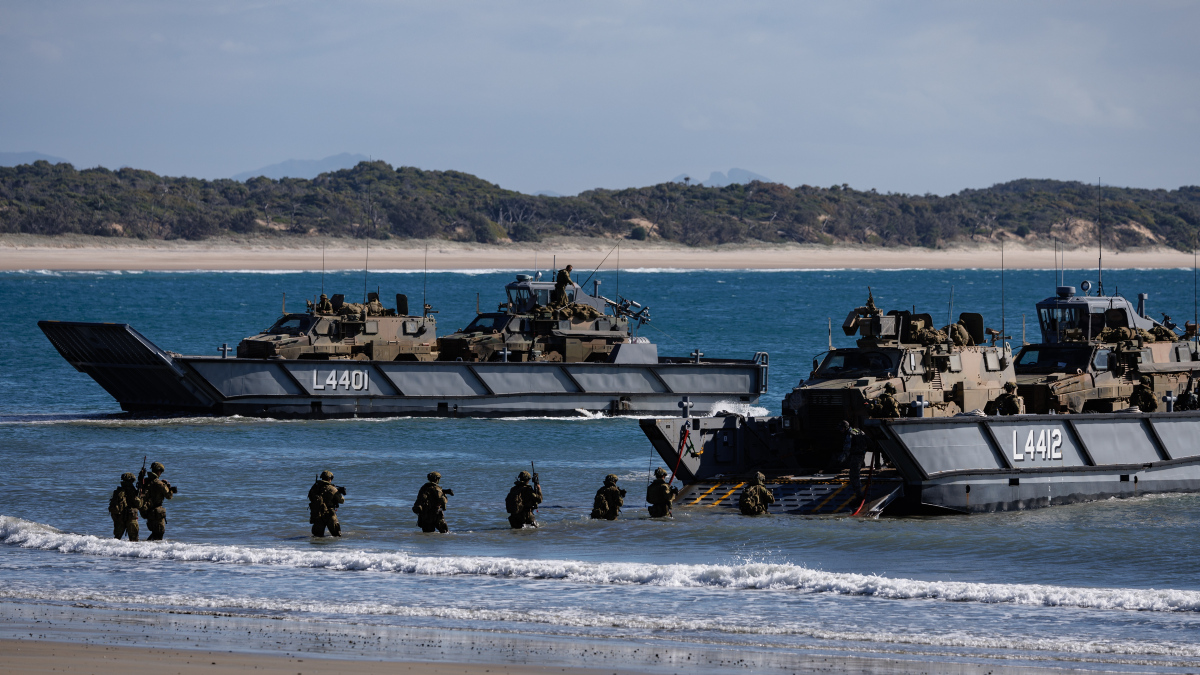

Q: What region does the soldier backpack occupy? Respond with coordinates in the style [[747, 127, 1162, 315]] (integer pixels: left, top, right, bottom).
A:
[[740, 487, 761, 513], [108, 488, 126, 518], [505, 487, 523, 514]]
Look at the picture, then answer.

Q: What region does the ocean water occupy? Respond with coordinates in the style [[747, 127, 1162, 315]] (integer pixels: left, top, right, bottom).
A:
[[3, 265, 1200, 672]]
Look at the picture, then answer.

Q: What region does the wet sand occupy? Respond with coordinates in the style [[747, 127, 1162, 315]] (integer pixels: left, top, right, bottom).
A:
[[1, 234, 1192, 271]]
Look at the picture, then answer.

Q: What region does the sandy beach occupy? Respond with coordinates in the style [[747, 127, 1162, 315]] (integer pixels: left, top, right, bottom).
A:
[[1, 234, 1193, 271]]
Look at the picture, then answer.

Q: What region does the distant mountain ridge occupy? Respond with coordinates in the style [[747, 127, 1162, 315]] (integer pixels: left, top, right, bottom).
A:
[[0, 151, 68, 167], [672, 168, 772, 187], [233, 153, 370, 181]]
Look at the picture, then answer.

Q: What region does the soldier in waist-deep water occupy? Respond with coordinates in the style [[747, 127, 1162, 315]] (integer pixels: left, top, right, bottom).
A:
[[737, 472, 775, 516], [108, 472, 143, 541], [1130, 376, 1158, 412], [308, 470, 345, 537], [413, 471, 453, 533], [139, 461, 177, 541], [590, 474, 625, 520], [645, 467, 679, 518], [870, 383, 901, 419], [315, 293, 334, 314], [551, 265, 575, 307], [505, 470, 542, 529], [995, 381, 1022, 416]]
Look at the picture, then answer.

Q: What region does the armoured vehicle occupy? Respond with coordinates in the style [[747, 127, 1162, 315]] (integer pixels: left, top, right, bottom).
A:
[[640, 285, 1200, 515], [436, 275, 648, 363], [237, 292, 437, 361], [1014, 285, 1200, 413], [38, 273, 768, 418]]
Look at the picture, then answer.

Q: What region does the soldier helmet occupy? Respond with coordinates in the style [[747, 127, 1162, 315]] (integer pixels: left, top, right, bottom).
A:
[[320, 293, 328, 299], [840, 420, 851, 430], [150, 461, 165, 474], [750, 472, 765, 485], [884, 382, 897, 394], [604, 474, 619, 485], [1003, 382, 1017, 392], [427, 471, 441, 482], [517, 470, 532, 481], [1140, 376, 1153, 387], [320, 470, 334, 481], [121, 472, 135, 484], [654, 467, 668, 478]]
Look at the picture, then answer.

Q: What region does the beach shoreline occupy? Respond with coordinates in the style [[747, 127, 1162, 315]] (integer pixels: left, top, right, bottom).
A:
[[1, 234, 1193, 271]]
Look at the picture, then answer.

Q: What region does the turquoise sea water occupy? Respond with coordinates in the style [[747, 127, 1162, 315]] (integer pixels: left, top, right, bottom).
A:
[[3, 266, 1200, 672]]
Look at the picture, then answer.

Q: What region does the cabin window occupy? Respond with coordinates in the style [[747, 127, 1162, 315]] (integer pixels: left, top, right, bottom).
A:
[[816, 351, 893, 376], [365, 321, 378, 335], [402, 320, 419, 335], [268, 315, 314, 335], [984, 349, 1001, 371], [1038, 307, 1082, 337], [1093, 349, 1110, 370], [464, 314, 510, 333]]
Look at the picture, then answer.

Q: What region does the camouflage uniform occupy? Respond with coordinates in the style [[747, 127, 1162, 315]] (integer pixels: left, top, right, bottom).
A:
[[870, 383, 901, 419], [737, 472, 775, 516], [944, 322, 973, 347], [645, 467, 679, 518], [590, 474, 625, 520], [1151, 325, 1178, 342], [505, 471, 542, 529], [551, 266, 573, 307], [837, 422, 869, 493], [366, 292, 385, 317], [995, 382, 1022, 415], [316, 294, 334, 314], [109, 472, 142, 541], [1130, 376, 1158, 412], [140, 462, 175, 541], [413, 471, 451, 533], [308, 470, 344, 537]]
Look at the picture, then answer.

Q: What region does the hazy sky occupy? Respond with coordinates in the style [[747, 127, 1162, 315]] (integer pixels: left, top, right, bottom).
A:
[[2, 1, 1197, 195]]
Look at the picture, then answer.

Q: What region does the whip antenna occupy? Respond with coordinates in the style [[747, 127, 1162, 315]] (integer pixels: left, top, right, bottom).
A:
[[580, 243, 619, 289], [1097, 177, 1104, 297], [423, 244, 429, 317], [321, 242, 325, 295], [1001, 239, 1006, 338], [363, 236, 370, 303]]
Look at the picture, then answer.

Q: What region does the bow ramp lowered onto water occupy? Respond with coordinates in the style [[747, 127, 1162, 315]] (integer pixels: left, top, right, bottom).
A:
[[39, 320, 767, 418]]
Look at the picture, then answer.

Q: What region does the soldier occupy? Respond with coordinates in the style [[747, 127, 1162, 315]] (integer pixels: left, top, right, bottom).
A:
[[944, 320, 973, 347], [140, 461, 177, 541], [1130, 376, 1158, 412], [837, 421, 869, 494], [551, 265, 575, 307], [505, 470, 542, 529], [870, 383, 901, 419], [645, 467, 679, 518], [366, 292, 385, 317], [1150, 324, 1178, 342], [413, 471, 453, 533], [590, 474, 625, 520], [108, 472, 143, 541], [1177, 378, 1199, 411], [308, 470, 345, 537], [737, 472, 775, 516], [316, 293, 334, 313], [995, 381, 1022, 415]]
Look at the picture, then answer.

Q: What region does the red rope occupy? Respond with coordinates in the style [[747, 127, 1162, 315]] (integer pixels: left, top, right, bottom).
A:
[[669, 425, 689, 484], [852, 450, 878, 516]]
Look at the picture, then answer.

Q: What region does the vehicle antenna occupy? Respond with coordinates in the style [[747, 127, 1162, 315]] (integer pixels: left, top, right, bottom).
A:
[[533, 251, 538, 278], [580, 243, 619, 289], [827, 318, 833, 351], [616, 243, 619, 301], [363, 236, 370, 303], [947, 285, 954, 327], [1194, 232, 1197, 337], [282, 292, 286, 315], [1097, 177, 1104, 297], [422, 244, 429, 317], [321, 242, 325, 295], [1001, 238, 1006, 339]]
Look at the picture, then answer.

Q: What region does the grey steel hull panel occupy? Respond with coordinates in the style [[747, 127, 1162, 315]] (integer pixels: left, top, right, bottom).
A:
[[39, 321, 766, 418]]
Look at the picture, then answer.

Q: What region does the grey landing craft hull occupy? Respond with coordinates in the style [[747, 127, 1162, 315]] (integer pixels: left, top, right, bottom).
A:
[[39, 321, 767, 418], [641, 412, 1200, 514]]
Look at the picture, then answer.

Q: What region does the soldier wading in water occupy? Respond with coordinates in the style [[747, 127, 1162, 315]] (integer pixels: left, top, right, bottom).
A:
[[140, 461, 177, 541], [413, 471, 453, 533], [646, 467, 679, 518], [308, 470, 345, 537], [505, 470, 542, 528], [109, 472, 143, 541], [590, 474, 625, 520], [738, 472, 775, 515]]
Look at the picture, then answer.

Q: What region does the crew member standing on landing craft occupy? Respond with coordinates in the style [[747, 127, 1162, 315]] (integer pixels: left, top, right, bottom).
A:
[[838, 420, 870, 494], [109, 472, 143, 541], [590, 474, 625, 520], [1130, 376, 1158, 412], [308, 470, 345, 537], [505, 470, 542, 529], [316, 293, 334, 314], [737, 472, 775, 516], [140, 462, 177, 541], [551, 265, 575, 308], [646, 467, 679, 518], [871, 383, 901, 419], [996, 381, 1022, 415], [413, 471, 453, 533]]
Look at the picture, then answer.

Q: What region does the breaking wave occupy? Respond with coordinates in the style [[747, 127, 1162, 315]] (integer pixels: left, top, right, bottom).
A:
[[4, 515, 1200, 614]]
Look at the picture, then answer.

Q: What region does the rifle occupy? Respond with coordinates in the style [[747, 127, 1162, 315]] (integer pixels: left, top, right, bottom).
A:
[[317, 472, 347, 496], [136, 456, 147, 493], [530, 461, 540, 510]]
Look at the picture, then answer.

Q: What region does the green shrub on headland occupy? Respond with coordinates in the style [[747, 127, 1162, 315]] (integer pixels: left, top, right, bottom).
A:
[[2, 160, 1197, 250]]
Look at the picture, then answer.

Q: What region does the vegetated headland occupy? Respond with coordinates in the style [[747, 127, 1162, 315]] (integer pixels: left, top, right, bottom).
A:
[[2, 159, 1198, 252]]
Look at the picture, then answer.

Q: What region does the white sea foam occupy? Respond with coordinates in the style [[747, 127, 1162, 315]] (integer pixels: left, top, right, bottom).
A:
[[4, 515, 1200, 615]]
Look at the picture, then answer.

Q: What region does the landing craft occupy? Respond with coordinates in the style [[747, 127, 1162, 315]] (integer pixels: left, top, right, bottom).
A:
[[641, 284, 1200, 515], [38, 274, 767, 418]]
